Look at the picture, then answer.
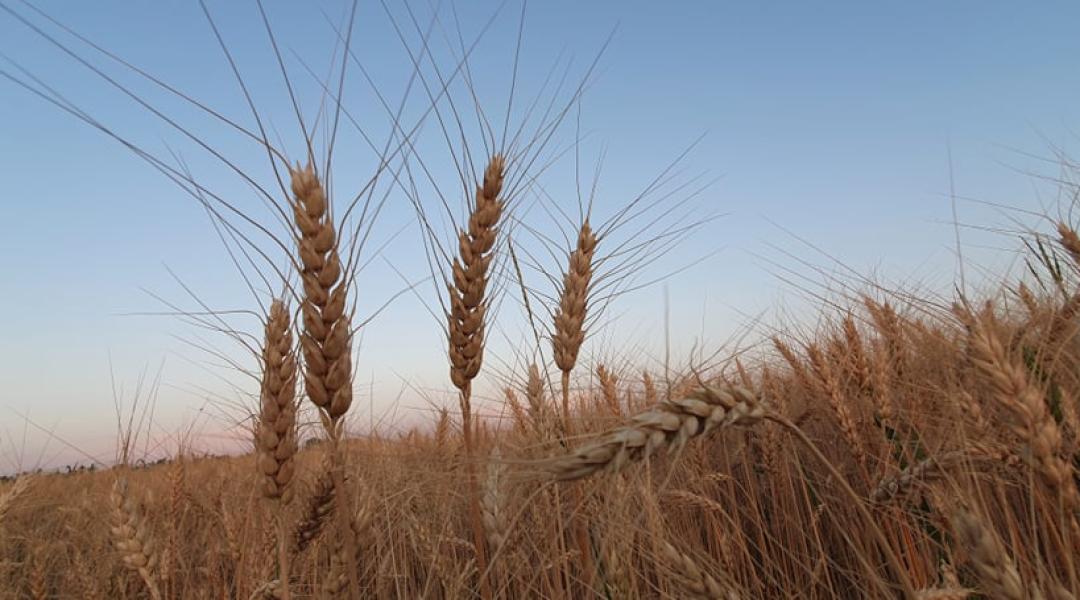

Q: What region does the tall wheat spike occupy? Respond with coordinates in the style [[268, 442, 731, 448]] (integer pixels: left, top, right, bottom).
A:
[[447, 154, 505, 440], [289, 163, 360, 597], [552, 221, 598, 424], [256, 299, 298, 600], [257, 300, 298, 503], [290, 164, 353, 429], [446, 154, 505, 596]]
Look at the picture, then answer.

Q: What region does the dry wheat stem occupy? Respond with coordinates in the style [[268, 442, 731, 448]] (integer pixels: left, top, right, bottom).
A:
[[767, 413, 918, 599], [915, 588, 971, 600], [446, 154, 505, 600]]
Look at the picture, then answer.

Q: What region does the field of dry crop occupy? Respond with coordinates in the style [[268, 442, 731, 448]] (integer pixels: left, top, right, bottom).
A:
[[1, 3, 1079, 600]]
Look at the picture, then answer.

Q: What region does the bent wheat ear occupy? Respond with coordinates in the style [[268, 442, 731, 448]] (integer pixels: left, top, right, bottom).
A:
[[292, 462, 336, 555], [544, 385, 764, 481], [257, 300, 298, 503], [110, 478, 162, 600]]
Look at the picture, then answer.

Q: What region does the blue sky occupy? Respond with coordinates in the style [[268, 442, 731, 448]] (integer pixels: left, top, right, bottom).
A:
[[1, 1, 1078, 471]]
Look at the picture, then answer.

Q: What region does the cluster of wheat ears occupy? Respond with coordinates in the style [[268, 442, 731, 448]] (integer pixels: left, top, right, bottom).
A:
[[2, 3, 1080, 600]]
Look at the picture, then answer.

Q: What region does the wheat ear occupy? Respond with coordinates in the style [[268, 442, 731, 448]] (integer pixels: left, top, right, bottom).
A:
[[290, 163, 360, 597], [552, 220, 598, 424], [958, 306, 1080, 513], [446, 154, 505, 598], [544, 385, 764, 481], [660, 541, 738, 600], [447, 154, 505, 438], [871, 453, 964, 504], [110, 478, 163, 600], [597, 364, 620, 415], [257, 299, 299, 503], [481, 446, 509, 555], [806, 343, 867, 464], [0, 476, 31, 526], [291, 164, 352, 429], [255, 299, 298, 599], [293, 462, 336, 555], [525, 363, 550, 439], [951, 510, 1025, 600]]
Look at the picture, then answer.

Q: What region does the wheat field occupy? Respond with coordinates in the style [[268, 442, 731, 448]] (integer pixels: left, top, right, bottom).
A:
[[2, 2, 1079, 599]]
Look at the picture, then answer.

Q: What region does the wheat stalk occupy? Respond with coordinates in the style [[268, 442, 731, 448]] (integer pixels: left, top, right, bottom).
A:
[[254, 299, 299, 599], [915, 588, 971, 600], [289, 162, 361, 598], [445, 154, 505, 597]]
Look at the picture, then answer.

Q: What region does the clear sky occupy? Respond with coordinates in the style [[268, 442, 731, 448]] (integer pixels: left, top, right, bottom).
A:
[[2, 1, 1078, 472]]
